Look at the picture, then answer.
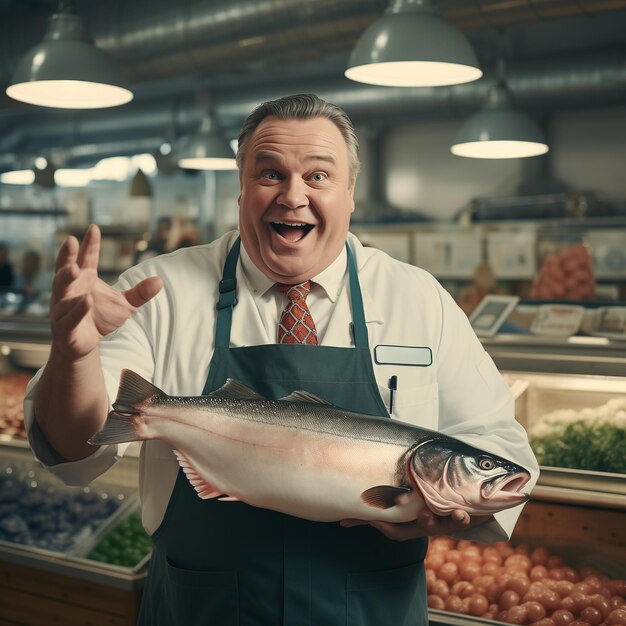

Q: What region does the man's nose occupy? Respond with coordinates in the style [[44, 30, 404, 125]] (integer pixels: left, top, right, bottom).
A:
[[276, 177, 308, 209]]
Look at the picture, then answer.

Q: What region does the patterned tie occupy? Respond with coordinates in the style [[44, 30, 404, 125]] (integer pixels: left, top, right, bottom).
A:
[[277, 281, 318, 345]]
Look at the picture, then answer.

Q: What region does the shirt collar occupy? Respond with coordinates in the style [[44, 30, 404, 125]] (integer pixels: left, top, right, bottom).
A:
[[239, 240, 347, 303]]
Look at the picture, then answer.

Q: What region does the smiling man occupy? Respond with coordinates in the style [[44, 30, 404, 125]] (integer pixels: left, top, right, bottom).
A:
[[26, 94, 538, 626]]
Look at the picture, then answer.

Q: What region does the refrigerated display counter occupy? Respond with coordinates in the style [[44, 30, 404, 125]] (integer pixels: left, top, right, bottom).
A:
[[1, 320, 623, 626]]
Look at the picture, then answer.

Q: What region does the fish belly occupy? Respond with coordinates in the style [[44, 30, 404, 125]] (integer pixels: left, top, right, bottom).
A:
[[148, 408, 423, 522]]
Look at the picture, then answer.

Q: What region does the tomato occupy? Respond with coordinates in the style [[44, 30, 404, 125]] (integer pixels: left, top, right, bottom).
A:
[[445, 549, 462, 564], [507, 605, 528, 624], [607, 608, 626, 625], [506, 554, 533, 572], [528, 618, 556, 626], [539, 588, 563, 611], [459, 560, 481, 582], [610, 597, 626, 610], [523, 600, 547, 622], [468, 593, 489, 616], [555, 581, 575, 597], [425, 552, 445, 571], [483, 547, 502, 564], [473, 575, 496, 593], [444, 594, 463, 613], [499, 590, 521, 610], [431, 579, 450, 600], [531, 565, 550, 581], [427, 595, 445, 610], [506, 576, 531, 596], [438, 562, 459, 584], [450, 581, 471, 597], [482, 562, 503, 577], [590, 593, 612, 619], [461, 545, 482, 561], [580, 606, 603, 625]]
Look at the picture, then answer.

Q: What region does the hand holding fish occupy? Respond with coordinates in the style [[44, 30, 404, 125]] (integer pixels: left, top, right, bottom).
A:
[[50, 225, 163, 359]]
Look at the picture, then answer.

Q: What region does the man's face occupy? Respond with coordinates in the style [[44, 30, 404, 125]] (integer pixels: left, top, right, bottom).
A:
[[238, 116, 355, 283]]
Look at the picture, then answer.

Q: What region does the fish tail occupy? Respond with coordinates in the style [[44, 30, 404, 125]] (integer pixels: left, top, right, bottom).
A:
[[87, 369, 167, 446]]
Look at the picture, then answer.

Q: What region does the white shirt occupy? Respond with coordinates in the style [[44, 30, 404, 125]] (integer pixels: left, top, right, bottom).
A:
[[24, 231, 539, 539]]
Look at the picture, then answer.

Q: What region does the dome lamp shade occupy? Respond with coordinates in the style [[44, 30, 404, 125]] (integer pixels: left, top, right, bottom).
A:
[[177, 115, 237, 171], [345, 0, 482, 87], [451, 82, 549, 159], [6, 1, 133, 109]]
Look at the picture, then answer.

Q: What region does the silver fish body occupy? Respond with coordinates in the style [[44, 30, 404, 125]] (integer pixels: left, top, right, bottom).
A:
[[89, 369, 531, 523]]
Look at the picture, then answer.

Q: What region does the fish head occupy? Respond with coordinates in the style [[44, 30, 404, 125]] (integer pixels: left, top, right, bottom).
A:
[[409, 437, 531, 516]]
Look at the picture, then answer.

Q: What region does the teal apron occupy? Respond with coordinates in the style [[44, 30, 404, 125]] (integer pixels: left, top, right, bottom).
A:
[[138, 238, 428, 626]]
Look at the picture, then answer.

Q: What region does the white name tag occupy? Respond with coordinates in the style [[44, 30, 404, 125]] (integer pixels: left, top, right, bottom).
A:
[[374, 345, 432, 367]]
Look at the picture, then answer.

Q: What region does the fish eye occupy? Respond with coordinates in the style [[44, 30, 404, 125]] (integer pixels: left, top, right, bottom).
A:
[[479, 457, 495, 470]]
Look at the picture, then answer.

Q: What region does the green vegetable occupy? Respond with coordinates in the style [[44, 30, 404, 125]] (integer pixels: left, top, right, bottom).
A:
[[531, 421, 626, 473], [87, 511, 152, 567]]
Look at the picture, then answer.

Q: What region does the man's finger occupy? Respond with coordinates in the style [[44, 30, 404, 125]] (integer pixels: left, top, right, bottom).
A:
[[76, 224, 101, 270], [50, 263, 80, 306], [55, 235, 79, 272], [124, 276, 163, 308]]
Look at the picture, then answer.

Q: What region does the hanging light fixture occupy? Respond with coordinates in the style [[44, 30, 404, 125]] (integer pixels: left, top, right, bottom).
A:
[[6, 0, 133, 109], [451, 60, 549, 159], [129, 168, 153, 198], [345, 0, 482, 87], [177, 111, 237, 171]]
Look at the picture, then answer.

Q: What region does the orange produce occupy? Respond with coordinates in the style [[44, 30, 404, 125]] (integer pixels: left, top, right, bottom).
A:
[[424, 538, 625, 625]]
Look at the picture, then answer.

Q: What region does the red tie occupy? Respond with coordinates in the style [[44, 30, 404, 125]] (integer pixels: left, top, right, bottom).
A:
[[277, 281, 318, 345]]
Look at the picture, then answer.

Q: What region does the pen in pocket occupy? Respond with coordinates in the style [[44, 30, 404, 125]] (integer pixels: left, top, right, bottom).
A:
[[388, 375, 398, 415]]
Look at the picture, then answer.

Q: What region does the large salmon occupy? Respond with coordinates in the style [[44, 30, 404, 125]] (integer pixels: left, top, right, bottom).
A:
[[89, 369, 531, 522]]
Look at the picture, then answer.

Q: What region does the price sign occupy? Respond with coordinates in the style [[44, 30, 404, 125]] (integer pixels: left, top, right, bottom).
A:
[[530, 305, 585, 337]]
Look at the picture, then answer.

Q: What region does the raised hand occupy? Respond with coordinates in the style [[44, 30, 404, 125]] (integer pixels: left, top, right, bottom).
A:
[[49, 224, 163, 360]]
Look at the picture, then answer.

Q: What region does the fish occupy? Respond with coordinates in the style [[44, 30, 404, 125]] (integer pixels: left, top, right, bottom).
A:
[[88, 369, 531, 523]]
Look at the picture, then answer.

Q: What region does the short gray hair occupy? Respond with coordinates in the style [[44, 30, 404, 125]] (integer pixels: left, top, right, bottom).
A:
[[236, 94, 360, 185]]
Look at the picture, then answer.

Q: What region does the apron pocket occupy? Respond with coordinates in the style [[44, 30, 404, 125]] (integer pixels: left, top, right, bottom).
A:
[[165, 558, 238, 626], [347, 561, 427, 626]]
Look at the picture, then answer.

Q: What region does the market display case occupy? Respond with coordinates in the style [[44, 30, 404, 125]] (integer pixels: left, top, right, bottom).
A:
[[0, 319, 146, 626], [423, 331, 626, 626], [1, 311, 624, 626]]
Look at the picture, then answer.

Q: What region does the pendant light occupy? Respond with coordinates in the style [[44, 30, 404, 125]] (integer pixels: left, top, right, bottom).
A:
[[451, 59, 549, 159], [177, 109, 237, 171], [129, 168, 153, 198], [345, 0, 482, 87], [6, 0, 133, 109]]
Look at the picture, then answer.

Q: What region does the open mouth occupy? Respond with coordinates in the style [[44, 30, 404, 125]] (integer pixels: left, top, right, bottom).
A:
[[482, 471, 530, 499], [271, 221, 314, 243]]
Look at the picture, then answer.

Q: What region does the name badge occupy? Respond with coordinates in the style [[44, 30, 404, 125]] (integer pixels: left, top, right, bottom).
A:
[[374, 345, 432, 367]]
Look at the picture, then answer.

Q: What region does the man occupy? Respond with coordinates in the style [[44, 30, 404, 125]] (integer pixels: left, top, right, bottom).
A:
[[25, 94, 538, 625]]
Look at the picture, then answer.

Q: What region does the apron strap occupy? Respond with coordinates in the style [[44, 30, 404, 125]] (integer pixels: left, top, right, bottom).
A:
[[215, 237, 241, 349], [346, 243, 369, 349], [215, 237, 369, 349]]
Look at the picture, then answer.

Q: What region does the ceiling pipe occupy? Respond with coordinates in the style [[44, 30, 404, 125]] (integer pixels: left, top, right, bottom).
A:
[[1, 0, 625, 89], [1, 47, 625, 161]]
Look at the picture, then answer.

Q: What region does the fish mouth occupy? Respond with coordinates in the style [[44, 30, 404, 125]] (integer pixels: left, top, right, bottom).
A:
[[481, 471, 531, 500], [271, 221, 315, 243]]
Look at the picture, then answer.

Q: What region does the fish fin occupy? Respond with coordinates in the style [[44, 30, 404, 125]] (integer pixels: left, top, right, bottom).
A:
[[112, 369, 166, 413], [173, 450, 222, 500], [278, 390, 333, 405], [217, 495, 241, 502], [88, 411, 140, 445], [209, 379, 265, 401], [360, 485, 413, 509]]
